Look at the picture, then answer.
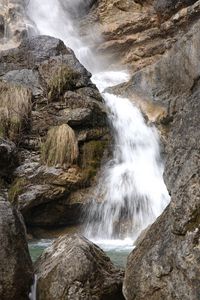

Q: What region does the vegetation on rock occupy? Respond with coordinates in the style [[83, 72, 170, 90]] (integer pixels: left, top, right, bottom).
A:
[[41, 124, 79, 167], [46, 65, 79, 101], [0, 81, 31, 143]]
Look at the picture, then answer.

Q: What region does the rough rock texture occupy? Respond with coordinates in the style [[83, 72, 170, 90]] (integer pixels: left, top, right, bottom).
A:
[[35, 234, 124, 300], [123, 19, 200, 300], [0, 193, 33, 300], [80, 0, 200, 70], [0, 0, 33, 50], [0, 35, 108, 229], [0, 138, 18, 177]]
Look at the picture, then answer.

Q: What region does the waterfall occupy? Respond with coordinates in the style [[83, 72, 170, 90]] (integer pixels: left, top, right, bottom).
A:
[[27, 0, 98, 72], [29, 275, 37, 300], [27, 0, 170, 243]]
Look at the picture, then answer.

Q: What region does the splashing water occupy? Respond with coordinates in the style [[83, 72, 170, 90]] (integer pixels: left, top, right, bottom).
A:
[[27, 0, 170, 245], [29, 275, 37, 300], [27, 0, 99, 72]]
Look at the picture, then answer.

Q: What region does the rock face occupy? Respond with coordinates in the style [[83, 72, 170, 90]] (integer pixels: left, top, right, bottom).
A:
[[80, 0, 200, 70], [0, 35, 108, 230], [0, 0, 33, 50], [0, 193, 33, 300], [0, 138, 18, 177], [123, 19, 200, 300], [35, 234, 124, 300]]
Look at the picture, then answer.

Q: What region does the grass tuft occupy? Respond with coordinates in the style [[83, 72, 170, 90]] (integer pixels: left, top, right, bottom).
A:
[[41, 124, 79, 167], [0, 81, 32, 142]]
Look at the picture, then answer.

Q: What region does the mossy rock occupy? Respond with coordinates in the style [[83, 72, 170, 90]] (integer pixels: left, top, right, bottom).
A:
[[80, 140, 108, 182], [8, 177, 28, 205]]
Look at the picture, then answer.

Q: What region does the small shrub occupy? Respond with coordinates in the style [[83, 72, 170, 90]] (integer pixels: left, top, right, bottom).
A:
[[41, 124, 79, 167], [8, 177, 28, 204], [0, 81, 32, 143]]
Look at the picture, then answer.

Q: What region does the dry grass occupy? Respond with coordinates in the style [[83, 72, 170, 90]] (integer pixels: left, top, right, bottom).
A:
[[46, 65, 79, 101], [0, 81, 32, 142], [41, 124, 79, 167]]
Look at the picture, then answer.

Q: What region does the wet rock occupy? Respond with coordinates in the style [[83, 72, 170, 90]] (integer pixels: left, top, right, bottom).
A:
[[0, 138, 18, 177], [0, 193, 33, 300], [35, 234, 124, 300], [123, 19, 200, 300]]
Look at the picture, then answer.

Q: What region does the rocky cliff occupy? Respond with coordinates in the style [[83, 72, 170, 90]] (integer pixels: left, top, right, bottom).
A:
[[123, 15, 200, 300], [80, 0, 200, 71]]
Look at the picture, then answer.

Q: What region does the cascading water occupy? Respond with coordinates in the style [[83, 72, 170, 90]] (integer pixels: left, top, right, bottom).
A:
[[27, 0, 170, 246], [27, 0, 99, 72]]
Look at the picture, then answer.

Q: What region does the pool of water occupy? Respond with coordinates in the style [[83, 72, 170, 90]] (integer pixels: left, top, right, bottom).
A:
[[28, 238, 134, 267]]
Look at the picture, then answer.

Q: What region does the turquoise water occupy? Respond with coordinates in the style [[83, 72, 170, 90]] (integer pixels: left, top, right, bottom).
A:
[[28, 239, 133, 267]]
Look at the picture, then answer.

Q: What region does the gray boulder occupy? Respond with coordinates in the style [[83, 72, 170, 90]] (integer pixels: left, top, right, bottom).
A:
[[0, 193, 33, 300], [35, 234, 124, 300]]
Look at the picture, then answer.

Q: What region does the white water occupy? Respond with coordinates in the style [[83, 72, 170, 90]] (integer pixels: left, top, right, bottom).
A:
[[29, 275, 37, 300], [27, 0, 170, 247], [27, 0, 98, 72]]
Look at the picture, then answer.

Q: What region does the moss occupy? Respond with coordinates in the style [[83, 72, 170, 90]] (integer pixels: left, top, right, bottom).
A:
[[81, 140, 108, 181], [8, 177, 28, 204], [0, 81, 32, 143], [47, 66, 79, 101], [41, 124, 79, 167]]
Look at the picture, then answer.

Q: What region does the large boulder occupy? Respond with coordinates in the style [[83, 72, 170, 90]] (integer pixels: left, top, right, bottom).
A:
[[35, 234, 124, 300], [0, 193, 33, 300], [123, 19, 200, 300], [0, 35, 108, 230]]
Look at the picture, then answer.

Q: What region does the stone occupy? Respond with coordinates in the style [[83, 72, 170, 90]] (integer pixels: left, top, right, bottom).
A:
[[0, 138, 18, 177], [79, 0, 200, 70], [123, 19, 200, 300], [35, 234, 124, 300], [0, 193, 33, 300]]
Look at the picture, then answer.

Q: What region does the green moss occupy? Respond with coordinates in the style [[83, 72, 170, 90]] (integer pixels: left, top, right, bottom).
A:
[[81, 140, 108, 181], [47, 66, 79, 101], [8, 177, 28, 204]]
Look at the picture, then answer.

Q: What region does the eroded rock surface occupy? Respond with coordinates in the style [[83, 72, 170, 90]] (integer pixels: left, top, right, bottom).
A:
[[123, 19, 200, 300], [0, 193, 33, 300], [0, 35, 108, 229], [0, 138, 18, 177], [35, 234, 124, 300], [80, 0, 200, 70]]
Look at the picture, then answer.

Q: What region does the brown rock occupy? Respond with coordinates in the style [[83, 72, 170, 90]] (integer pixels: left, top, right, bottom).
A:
[[80, 0, 200, 70], [123, 19, 200, 300]]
